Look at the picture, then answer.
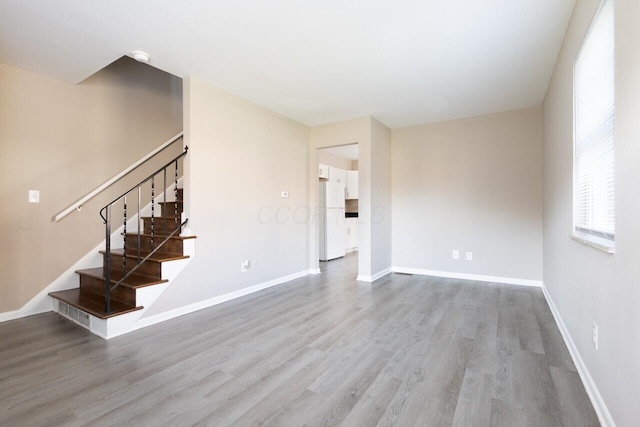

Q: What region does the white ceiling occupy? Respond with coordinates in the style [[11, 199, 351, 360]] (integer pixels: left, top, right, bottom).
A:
[[0, 0, 575, 129]]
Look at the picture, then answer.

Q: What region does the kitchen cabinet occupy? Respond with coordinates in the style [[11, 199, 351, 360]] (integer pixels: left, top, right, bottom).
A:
[[346, 170, 359, 199], [329, 166, 347, 186], [319, 163, 329, 180], [345, 217, 358, 251]]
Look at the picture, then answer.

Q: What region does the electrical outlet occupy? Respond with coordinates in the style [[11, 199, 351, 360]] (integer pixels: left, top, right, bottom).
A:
[[592, 322, 599, 350], [281, 191, 289, 198], [240, 260, 250, 272], [466, 251, 473, 261], [452, 250, 459, 260]]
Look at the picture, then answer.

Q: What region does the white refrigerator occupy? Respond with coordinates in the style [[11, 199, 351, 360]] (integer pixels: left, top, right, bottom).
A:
[[319, 181, 346, 261]]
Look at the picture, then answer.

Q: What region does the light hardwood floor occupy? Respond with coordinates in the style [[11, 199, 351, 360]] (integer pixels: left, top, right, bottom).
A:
[[0, 254, 599, 426]]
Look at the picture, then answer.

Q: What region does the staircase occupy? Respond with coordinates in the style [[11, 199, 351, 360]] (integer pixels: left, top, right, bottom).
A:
[[49, 147, 195, 338]]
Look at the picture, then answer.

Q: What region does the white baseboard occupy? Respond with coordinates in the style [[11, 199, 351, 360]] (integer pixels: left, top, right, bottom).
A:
[[357, 267, 392, 283], [541, 284, 616, 427], [391, 266, 542, 288], [134, 269, 314, 330], [0, 309, 24, 323], [310, 268, 321, 275]]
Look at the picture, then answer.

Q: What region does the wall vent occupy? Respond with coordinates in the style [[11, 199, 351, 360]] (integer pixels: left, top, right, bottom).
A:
[[58, 300, 69, 316], [56, 301, 91, 330]]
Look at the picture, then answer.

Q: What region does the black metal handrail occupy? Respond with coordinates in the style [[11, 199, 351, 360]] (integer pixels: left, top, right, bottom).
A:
[[100, 146, 189, 313]]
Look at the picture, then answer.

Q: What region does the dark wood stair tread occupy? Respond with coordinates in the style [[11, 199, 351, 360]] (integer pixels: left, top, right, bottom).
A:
[[125, 232, 197, 240], [49, 186, 189, 326], [76, 267, 168, 289], [49, 289, 142, 319], [100, 248, 189, 262]]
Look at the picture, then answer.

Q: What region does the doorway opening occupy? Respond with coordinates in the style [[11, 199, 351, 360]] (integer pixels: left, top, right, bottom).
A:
[[317, 143, 359, 271]]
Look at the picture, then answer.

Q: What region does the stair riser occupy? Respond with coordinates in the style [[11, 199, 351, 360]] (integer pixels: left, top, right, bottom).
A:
[[103, 254, 162, 279], [124, 235, 184, 254], [142, 217, 182, 236], [159, 201, 183, 218], [79, 275, 136, 306]]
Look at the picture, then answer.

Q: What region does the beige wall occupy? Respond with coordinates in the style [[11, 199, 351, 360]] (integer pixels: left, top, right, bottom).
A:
[[309, 116, 391, 281], [309, 117, 392, 280], [543, 0, 640, 424], [309, 117, 372, 277], [0, 58, 183, 313], [317, 149, 352, 170], [392, 107, 543, 280], [145, 76, 310, 314], [371, 118, 392, 276]]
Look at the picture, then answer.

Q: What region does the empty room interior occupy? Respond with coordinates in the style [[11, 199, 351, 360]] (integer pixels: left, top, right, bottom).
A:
[[0, 0, 638, 426]]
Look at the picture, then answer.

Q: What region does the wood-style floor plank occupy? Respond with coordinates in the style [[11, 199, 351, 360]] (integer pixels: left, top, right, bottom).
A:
[[0, 254, 599, 426]]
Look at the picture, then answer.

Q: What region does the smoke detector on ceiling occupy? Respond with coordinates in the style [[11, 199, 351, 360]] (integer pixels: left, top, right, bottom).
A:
[[131, 51, 150, 63]]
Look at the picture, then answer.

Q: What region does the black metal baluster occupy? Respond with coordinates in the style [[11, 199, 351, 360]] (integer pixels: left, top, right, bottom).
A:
[[99, 147, 188, 305], [123, 196, 127, 275], [105, 205, 111, 314], [137, 187, 141, 264], [163, 169, 167, 239], [175, 160, 179, 226], [151, 177, 155, 248]]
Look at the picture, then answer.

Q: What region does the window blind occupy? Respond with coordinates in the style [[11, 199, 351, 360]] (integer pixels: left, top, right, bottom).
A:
[[574, 0, 615, 240]]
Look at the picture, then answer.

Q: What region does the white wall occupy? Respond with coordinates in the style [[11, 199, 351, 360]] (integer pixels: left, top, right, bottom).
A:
[[392, 108, 543, 282], [542, 0, 640, 425], [146, 76, 310, 315]]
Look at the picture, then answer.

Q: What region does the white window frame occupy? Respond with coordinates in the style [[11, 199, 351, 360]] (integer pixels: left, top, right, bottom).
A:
[[572, 0, 615, 254]]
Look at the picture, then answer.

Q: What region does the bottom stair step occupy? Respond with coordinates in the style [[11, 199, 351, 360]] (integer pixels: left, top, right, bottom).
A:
[[49, 289, 142, 320]]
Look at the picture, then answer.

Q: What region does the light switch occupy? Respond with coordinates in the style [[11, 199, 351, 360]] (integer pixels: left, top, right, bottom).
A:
[[28, 190, 40, 203]]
